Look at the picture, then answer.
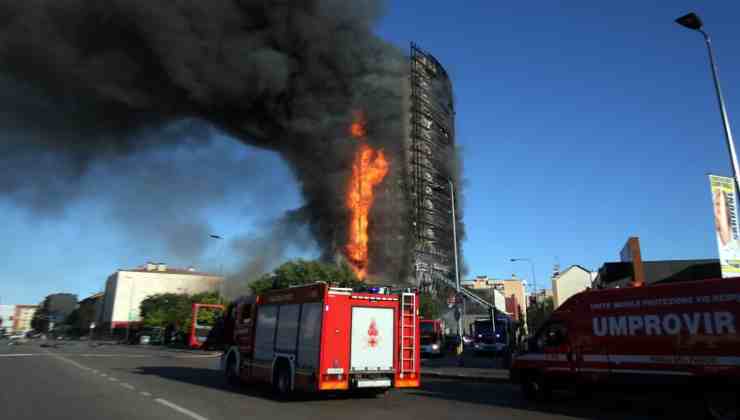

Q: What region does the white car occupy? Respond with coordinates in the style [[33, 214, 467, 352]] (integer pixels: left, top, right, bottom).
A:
[[7, 333, 28, 345]]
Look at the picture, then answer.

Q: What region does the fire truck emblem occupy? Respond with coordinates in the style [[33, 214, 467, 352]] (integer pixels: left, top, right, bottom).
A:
[[367, 318, 379, 348]]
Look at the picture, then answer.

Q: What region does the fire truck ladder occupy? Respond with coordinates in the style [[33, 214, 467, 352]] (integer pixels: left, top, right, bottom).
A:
[[400, 292, 417, 378]]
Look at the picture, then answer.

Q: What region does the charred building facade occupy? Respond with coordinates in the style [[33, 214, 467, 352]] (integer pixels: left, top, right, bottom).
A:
[[405, 44, 460, 290]]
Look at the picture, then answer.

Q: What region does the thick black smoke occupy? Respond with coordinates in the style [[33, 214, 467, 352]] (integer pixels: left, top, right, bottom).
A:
[[0, 0, 412, 281]]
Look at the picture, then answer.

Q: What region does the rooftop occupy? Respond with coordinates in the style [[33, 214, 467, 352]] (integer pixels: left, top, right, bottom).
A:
[[118, 262, 220, 277]]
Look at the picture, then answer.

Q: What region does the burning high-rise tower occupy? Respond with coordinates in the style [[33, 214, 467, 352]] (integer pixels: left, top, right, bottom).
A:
[[0, 2, 463, 288], [404, 43, 461, 290]]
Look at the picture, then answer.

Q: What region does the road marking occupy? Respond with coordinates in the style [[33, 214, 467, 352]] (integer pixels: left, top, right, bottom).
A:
[[155, 398, 210, 420], [120, 383, 135, 390], [99, 373, 108, 377], [0, 352, 220, 359], [108, 377, 119, 382], [140, 391, 152, 397]]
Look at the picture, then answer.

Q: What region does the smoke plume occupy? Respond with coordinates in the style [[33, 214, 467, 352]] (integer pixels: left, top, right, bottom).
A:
[[224, 208, 317, 298], [0, 0, 416, 282]]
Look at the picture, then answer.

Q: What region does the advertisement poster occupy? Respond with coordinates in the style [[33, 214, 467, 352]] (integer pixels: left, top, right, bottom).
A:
[[709, 174, 740, 278]]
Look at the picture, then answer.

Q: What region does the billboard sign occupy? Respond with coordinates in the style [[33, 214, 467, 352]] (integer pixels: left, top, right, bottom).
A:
[[709, 175, 740, 278]]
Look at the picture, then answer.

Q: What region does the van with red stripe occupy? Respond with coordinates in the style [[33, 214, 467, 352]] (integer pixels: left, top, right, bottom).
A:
[[220, 283, 420, 397], [510, 278, 739, 419]]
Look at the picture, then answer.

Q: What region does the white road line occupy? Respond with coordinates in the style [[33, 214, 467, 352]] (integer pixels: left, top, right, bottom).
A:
[[140, 391, 152, 397], [99, 373, 108, 377], [155, 398, 210, 420], [108, 377, 119, 382], [120, 383, 135, 391], [0, 353, 36, 357]]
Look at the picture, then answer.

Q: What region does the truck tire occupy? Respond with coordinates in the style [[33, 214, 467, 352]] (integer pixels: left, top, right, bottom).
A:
[[274, 363, 292, 400], [521, 373, 551, 402], [225, 354, 240, 387], [704, 391, 738, 420]]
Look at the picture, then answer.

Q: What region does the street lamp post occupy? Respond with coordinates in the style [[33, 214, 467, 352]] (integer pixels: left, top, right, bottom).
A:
[[210, 234, 226, 298], [449, 179, 464, 361], [676, 12, 740, 193], [510, 258, 537, 294]]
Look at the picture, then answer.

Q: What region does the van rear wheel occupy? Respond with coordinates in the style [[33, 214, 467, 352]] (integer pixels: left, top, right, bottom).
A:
[[274, 365, 292, 399], [704, 391, 738, 420], [521, 373, 550, 402], [225, 354, 239, 387]]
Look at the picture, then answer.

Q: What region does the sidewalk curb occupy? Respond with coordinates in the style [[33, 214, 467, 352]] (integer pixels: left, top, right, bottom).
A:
[[421, 371, 509, 383]]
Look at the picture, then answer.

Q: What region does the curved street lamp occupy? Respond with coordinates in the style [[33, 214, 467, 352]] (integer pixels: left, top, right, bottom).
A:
[[676, 12, 740, 193], [510, 258, 537, 293]]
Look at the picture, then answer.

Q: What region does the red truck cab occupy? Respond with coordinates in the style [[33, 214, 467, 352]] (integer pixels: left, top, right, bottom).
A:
[[510, 278, 740, 419], [420, 319, 444, 357]]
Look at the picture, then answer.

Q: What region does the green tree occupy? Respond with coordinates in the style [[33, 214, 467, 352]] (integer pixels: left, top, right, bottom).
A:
[[526, 296, 554, 333], [418, 292, 443, 319], [31, 298, 50, 332], [139, 292, 223, 335], [248, 259, 362, 295], [64, 309, 80, 327]]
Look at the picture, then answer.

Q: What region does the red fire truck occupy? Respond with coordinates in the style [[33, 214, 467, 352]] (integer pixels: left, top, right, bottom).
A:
[[510, 277, 739, 418], [420, 319, 445, 357], [188, 303, 224, 349], [220, 283, 420, 397]]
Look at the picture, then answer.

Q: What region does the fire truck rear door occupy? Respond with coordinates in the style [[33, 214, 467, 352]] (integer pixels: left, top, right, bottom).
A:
[[350, 307, 394, 373]]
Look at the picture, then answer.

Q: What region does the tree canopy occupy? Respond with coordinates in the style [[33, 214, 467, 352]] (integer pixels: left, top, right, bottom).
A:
[[139, 291, 222, 334], [248, 259, 362, 295], [526, 296, 554, 333]]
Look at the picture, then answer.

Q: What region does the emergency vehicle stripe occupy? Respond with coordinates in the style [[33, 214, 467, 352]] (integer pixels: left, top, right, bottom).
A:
[[577, 354, 740, 367], [582, 355, 609, 363], [605, 355, 740, 366], [522, 353, 740, 367], [515, 354, 568, 362], [577, 368, 693, 376], [612, 369, 693, 376], [349, 296, 399, 301]]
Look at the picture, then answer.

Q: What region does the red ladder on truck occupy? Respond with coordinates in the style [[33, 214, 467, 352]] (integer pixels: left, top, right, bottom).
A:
[[399, 292, 417, 378]]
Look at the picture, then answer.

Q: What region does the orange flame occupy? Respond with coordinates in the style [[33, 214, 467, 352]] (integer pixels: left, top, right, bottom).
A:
[[349, 111, 367, 139], [345, 113, 388, 279]]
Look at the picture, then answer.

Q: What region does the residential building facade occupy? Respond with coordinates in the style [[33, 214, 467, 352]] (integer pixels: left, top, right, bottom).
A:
[[12, 305, 38, 333], [551, 265, 596, 308], [464, 275, 528, 324], [77, 292, 104, 334], [0, 304, 15, 333], [99, 262, 223, 334]]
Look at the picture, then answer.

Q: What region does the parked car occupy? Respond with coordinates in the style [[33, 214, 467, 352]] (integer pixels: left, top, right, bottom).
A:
[[137, 327, 163, 345]]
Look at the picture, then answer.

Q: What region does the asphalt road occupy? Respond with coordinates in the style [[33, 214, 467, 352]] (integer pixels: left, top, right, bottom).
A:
[[0, 339, 706, 420]]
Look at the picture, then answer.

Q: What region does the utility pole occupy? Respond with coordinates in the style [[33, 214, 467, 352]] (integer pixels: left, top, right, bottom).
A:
[[449, 179, 464, 362]]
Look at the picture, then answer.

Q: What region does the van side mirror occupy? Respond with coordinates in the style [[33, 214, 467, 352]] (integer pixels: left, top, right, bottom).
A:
[[545, 330, 564, 347]]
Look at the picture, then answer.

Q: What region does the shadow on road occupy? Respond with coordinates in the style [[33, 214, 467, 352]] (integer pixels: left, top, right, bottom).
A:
[[407, 379, 703, 420], [128, 366, 381, 403], [130, 366, 271, 397]]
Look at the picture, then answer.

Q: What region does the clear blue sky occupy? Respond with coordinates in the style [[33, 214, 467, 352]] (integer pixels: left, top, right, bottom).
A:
[[2, 1, 740, 304]]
